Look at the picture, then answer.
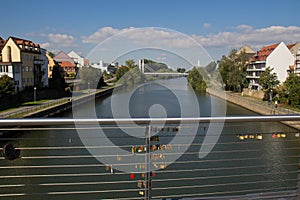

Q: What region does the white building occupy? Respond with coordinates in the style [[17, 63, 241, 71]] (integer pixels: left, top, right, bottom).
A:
[[90, 60, 110, 72], [68, 51, 84, 68], [247, 42, 294, 90]]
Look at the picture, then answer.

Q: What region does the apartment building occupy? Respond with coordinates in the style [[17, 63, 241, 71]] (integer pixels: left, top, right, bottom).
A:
[[0, 36, 48, 91], [246, 42, 294, 90]]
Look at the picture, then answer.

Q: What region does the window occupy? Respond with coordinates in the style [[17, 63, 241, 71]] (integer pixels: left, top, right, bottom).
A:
[[26, 67, 29, 72]]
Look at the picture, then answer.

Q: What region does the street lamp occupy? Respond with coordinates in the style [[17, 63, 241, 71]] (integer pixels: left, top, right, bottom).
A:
[[34, 87, 37, 102], [88, 82, 90, 93]]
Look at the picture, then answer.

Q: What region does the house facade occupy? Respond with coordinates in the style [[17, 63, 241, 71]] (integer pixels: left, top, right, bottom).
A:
[[295, 47, 300, 75], [246, 42, 294, 90], [53, 51, 77, 77], [68, 51, 84, 68], [0, 37, 47, 91]]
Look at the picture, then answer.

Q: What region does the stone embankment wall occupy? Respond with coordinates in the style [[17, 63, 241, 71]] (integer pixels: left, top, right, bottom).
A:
[[207, 88, 300, 130]]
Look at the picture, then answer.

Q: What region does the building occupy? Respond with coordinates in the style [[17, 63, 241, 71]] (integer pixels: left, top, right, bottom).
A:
[[292, 47, 300, 76], [46, 52, 56, 78], [236, 44, 255, 60], [90, 60, 111, 72], [68, 51, 85, 68], [0, 36, 45, 91], [53, 51, 77, 77], [40, 48, 49, 87], [286, 43, 300, 76], [246, 42, 294, 90]]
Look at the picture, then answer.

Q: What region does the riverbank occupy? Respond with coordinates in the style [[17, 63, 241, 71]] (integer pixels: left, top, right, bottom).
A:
[[0, 85, 121, 118], [207, 88, 300, 130]]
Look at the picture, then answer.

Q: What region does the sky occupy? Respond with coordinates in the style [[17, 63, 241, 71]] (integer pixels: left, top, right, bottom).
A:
[[1, 0, 300, 67]]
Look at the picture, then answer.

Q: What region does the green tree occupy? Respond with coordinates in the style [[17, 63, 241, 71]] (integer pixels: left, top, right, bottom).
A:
[[259, 67, 280, 93], [125, 59, 138, 69], [0, 75, 15, 94], [217, 50, 248, 91], [279, 73, 300, 107], [117, 67, 146, 87], [177, 68, 186, 73], [49, 65, 66, 91], [116, 66, 130, 80], [48, 51, 55, 58], [187, 67, 207, 92], [78, 67, 106, 89]]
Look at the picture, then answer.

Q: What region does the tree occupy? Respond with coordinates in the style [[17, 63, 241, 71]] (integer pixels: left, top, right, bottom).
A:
[[125, 59, 138, 69], [116, 66, 130, 81], [0, 75, 15, 94], [49, 65, 66, 92], [217, 50, 248, 91], [177, 68, 186, 73], [78, 67, 106, 89], [279, 73, 300, 107], [259, 67, 280, 93], [187, 67, 207, 92], [48, 51, 55, 58]]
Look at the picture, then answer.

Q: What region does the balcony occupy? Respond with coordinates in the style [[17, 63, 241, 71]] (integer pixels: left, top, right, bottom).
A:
[[246, 75, 260, 79], [0, 117, 299, 199]]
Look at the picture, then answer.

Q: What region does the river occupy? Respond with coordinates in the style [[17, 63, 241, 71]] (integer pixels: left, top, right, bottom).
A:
[[1, 77, 299, 199]]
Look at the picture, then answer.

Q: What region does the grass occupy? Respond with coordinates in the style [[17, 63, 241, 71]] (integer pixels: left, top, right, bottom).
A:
[[21, 99, 51, 106]]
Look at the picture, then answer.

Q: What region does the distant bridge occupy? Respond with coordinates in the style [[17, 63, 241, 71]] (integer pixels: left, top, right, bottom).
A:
[[138, 59, 189, 77], [143, 72, 188, 76]]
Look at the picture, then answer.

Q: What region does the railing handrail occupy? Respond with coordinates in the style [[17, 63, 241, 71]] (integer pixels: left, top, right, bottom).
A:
[[0, 115, 300, 126]]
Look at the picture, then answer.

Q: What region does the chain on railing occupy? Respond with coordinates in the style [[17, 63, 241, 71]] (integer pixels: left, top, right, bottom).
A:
[[0, 116, 300, 199]]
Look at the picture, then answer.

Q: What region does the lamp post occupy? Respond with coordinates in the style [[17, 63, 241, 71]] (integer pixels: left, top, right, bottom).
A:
[[88, 82, 90, 93], [34, 87, 37, 102]]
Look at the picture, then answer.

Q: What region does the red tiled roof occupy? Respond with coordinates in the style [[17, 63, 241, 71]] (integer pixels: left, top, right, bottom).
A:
[[59, 61, 75, 67], [251, 43, 279, 62], [8, 36, 40, 53]]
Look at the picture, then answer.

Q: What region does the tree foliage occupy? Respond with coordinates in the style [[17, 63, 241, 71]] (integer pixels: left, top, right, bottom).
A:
[[78, 67, 106, 89], [125, 59, 138, 69], [217, 50, 248, 91], [259, 67, 280, 93], [176, 68, 186, 73], [49, 65, 67, 92], [116, 66, 130, 81], [0, 75, 15, 94], [117, 67, 146, 87], [187, 67, 207, 92], [278, 73, 300, 107]]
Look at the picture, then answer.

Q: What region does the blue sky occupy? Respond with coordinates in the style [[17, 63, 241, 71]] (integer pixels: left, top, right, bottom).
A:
[[1, 0, 300, 65]]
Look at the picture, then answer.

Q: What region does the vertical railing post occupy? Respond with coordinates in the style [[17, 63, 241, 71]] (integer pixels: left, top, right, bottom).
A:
[[145, 125, 151, 200]]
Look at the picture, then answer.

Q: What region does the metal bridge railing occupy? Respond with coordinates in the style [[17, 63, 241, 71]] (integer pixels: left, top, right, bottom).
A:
[[0, 116, 300, 200]]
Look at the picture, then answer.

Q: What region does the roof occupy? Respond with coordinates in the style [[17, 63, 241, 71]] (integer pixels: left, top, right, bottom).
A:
[[251, 43, 279, 61], [54, 51, 75, 65], [237, 45, 255, 54], [84, 59, 89, 66], [8, 36, 41, 53], [0, 37, 5, 50], [58, 61, 75, 67]]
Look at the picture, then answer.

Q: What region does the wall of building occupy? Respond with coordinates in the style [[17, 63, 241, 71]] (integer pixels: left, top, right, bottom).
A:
[[266, 42, 294, 83], [1, 38, 21, 62]]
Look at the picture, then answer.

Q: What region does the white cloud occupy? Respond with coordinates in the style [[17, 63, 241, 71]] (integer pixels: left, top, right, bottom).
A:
[[192, 25, 300, 49], [40, 42, 50, 48], [82, 27, 197, 49], [48, 33, 77, 47], [82, 27, 134, 44]]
